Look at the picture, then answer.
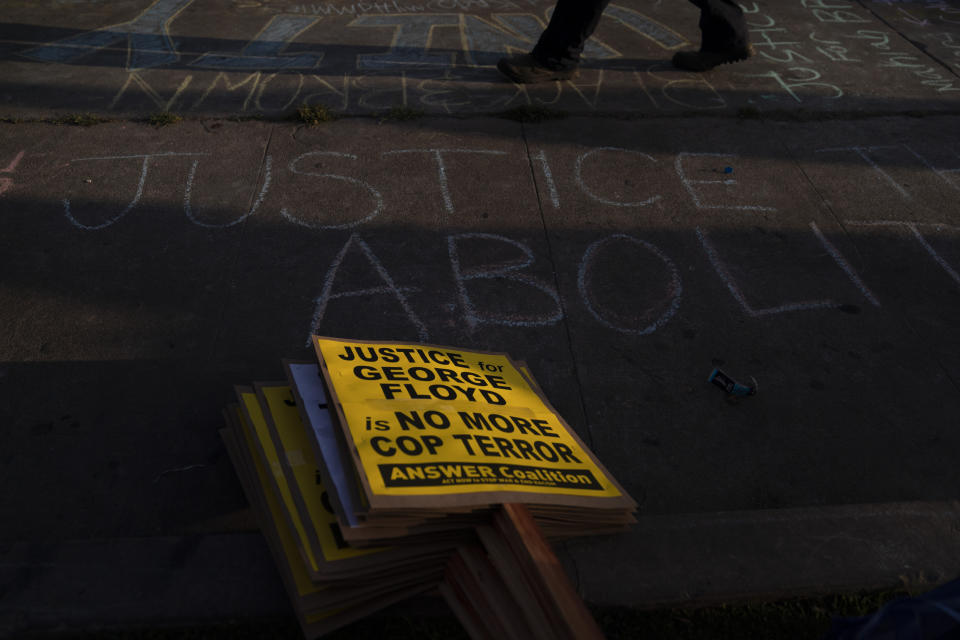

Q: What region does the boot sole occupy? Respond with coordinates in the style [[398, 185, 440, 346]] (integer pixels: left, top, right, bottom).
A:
[[496, 60, 578, 84], [672, 45, 755, 72]]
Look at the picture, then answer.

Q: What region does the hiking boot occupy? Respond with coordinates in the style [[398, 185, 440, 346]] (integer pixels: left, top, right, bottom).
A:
[[497, 54, 579, 83], [671, 43, 755, 71]]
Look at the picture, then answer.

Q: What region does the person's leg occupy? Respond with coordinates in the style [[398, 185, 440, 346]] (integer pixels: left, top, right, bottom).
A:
[[673, 0, 753, 71], [497, 0, 609, 83], [531, 0, 611, 70], [688, 0, 749, 51]]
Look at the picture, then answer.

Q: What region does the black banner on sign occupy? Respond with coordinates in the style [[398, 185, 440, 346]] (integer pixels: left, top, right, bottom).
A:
[[378, 462, 604, 491]]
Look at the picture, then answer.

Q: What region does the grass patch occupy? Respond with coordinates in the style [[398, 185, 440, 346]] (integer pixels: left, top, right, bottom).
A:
[[497, 104, 569, 123], [51, 113, 109, 126], [737, 105, 762, 119], [296, 103, 337, 125], [148, 112, 183, 127], [594, 589, 909, 640]]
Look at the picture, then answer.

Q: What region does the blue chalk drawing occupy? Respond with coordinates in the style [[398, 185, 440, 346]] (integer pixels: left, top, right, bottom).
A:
[[20, 0, 194, 70], [351, 15, 460, 70], [190, 15, 324, 70]]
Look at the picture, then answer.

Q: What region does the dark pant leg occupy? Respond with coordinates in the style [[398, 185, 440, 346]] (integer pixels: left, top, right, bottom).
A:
[[686, 0, 749, 51], [531, 0, 611, 70]]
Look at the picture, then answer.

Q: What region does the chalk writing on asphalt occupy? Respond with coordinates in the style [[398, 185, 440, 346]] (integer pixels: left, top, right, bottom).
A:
[[798, 0, 960, 93], [19, 139, 954, 340], [0, 150, 24, 197], [738, 2, 845, 102], [16, 0, 959, 113]]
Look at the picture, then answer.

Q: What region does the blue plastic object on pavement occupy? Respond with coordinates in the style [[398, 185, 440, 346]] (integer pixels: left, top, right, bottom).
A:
[[823, 577, 960, 640], [708, 368, 755, 396]]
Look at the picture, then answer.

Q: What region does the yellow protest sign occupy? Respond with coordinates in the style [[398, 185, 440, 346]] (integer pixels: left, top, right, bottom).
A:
[[258, 384, 380, 563], [238, 389, 322, 574], [225, 408, 419, 635], [313, 337, 631, 508], [231, 408, 325, 602]]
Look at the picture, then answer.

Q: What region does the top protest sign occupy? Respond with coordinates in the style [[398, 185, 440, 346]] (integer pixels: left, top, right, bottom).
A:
[[313, 337, 634, 511]]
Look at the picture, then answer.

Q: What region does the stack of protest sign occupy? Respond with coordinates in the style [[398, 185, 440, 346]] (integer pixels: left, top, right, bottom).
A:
[[311, 337, 636, 544], [221, 337, 636, 638], [221, 386, 451, 637]]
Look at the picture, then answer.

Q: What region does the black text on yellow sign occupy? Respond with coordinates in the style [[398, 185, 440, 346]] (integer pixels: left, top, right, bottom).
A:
[[341, 344, 513, 405], [316, 338, 623, 499]]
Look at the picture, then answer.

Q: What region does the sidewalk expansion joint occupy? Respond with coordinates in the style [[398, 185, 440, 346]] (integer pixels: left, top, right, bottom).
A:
[[519, 121, 597, 452]]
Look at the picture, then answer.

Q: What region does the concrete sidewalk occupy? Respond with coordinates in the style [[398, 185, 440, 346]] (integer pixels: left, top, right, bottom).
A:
[[1, 0, 960, 636], [1, 0, 958, 118], [4, 501, 960, 634]]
